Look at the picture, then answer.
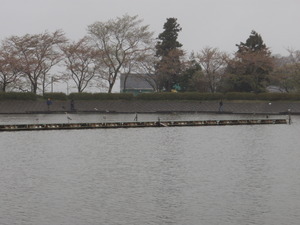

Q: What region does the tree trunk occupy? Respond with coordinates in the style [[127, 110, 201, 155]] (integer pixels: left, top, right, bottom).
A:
[[32, 83, 38, 94], [108, 84, 113, 93], [123, 75, 129, 93]]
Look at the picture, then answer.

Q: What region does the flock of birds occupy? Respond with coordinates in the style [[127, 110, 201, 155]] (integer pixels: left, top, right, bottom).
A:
[[34, 105, 140, 124]]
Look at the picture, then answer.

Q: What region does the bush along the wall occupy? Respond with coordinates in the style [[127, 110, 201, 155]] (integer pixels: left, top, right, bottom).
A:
[[43, 92, 67, 100], [68, 92, 94, 100], [68, 92, 134, 100], [0, 92, 37, 101], [136, 92, 224, 101], [92, 93, 134, 100]]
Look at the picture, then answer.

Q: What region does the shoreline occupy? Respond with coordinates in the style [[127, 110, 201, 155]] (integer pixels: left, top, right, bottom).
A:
[[0, 100, 300, 115]]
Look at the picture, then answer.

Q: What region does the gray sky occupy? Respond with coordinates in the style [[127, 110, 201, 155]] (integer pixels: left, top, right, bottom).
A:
[[1, 0, 299, 56]]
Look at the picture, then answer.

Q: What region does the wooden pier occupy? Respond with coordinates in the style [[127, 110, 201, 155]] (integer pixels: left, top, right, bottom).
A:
[[0, 118, 287, 132]]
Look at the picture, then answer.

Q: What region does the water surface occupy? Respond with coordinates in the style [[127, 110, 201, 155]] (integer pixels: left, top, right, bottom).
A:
[[0, 114, 299, 225]]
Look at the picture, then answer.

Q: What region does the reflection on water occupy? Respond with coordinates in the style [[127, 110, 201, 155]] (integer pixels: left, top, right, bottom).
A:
[[0, 114, 299, 225]]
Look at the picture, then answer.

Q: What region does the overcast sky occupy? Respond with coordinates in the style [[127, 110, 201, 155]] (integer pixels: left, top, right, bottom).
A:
[[1, 0, 299, 56]]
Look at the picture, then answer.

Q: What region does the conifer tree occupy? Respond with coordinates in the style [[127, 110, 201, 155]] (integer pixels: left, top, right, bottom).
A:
[[226, 30, 274, 92], [237, 30, 267, 52], [156, 18, 182, 57], [155, 18, 184, 92]]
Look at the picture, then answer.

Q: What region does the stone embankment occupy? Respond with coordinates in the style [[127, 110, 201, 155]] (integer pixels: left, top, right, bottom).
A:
[[0, 100, 299, 114]]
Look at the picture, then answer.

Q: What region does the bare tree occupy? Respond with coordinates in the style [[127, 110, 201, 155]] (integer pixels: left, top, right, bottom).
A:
[[270, 49, 300, 92], [122, 49, 159, 92], [0, 42, 23, 92], [3, 30, 66, 94], [61, 37, 100, 92], [88, 14, 154, 93], [196, 47, 229, 92], [287, 49, 300, 73], [137, 56, 159, 91]]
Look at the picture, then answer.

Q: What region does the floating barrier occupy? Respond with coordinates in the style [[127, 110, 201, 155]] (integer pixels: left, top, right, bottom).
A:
[[0, 118, 287, 132]]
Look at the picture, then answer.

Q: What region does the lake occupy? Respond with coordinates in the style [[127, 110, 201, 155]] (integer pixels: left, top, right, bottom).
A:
[[0, 113, 299, 225]]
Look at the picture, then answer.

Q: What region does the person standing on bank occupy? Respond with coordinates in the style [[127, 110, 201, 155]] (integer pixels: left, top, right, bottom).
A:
[[219, 100, 224, 112], [46, 98, 52, 111], [134, 112, 138, 121], [70, 99, 75, 111]]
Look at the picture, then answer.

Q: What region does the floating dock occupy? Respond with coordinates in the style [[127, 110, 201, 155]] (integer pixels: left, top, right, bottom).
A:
[[0, 118, 287, 132]]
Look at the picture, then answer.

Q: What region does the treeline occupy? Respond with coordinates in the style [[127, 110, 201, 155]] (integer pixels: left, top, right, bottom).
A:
[[0, 15, 300, 95], [1, 92, 300, 101]]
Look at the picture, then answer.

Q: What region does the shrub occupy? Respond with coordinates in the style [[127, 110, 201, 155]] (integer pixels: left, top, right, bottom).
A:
[[68, 92, 134, 100], [136, 92, 224, 101], [136, 93, 164, 100], [68, 92, 94, 100], [0, 92, 37, 101], [92, 93, 134, 100], [43, 92, 67, 100]]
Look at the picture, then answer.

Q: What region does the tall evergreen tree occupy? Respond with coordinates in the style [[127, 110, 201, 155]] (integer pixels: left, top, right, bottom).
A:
[[237, 30, 267, 52], [226, 30, 274, 93], [156, 18, 182, 57], [155, 18, 184, 92]]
